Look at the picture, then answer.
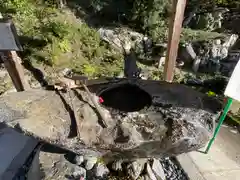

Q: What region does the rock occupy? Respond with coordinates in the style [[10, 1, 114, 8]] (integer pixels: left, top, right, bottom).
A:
[[0, 69, 7, 78], [192, 8, 228, 31], [158, 57, 165, 68], [143, 174, 151, 180], [139, 68, 151, 80], [212, 8, 229, 30], [60, 68, 72, 77], [40, 151, 74, 179], [2, 88, 16, 95], [74, 155, 84, 166], [180, 44, 197, 64], [221, 50, 240, 76], [151, 159, 166, 180], [78, 103, 103, 146], [223, 34, 238, 49], [185, 44, 197, 60], [176, 60, 184, 67], [112, 159, 123, 171], [72, 166, 86, 179], [143, 37, 153, 54], [160, 157, 188, 180], [127, 159, 147, 180], [146, 163, 157, 180], [195, 34, 239, 75], [211, 40, 228, 63], [31, 83, 42, 89], [94, 163, 110, 178], [98, 27, 143, 53], [0, 79, 221, 161], [84, 156, 98, 170], [192, 57, 201, 72]]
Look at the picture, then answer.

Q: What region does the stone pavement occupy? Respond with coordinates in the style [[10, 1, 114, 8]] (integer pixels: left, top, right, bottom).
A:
[[177, 124, 240, 180]]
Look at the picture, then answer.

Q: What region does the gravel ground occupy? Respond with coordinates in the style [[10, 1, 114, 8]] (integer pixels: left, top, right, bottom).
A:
[[160, 157, 189, 180]]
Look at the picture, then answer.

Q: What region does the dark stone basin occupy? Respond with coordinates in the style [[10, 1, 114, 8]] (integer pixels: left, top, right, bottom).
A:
[[99, 83, 152, 112], [0, 78, 222, 161]]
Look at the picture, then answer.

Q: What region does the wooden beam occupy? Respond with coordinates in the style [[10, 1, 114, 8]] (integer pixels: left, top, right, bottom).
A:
[[164, 0, 187, 82], [1, 51, 30, 91]]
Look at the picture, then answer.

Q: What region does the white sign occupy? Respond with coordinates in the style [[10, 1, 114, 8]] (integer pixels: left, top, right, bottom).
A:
[[0, 20, 21, 51], [224, 59, 240, 101]]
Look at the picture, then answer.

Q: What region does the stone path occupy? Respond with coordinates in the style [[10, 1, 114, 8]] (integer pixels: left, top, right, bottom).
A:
[[177, 124, 240, 180]]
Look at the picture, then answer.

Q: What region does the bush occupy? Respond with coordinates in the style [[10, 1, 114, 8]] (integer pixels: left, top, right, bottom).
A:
[[90, 0, 170, 34], [130, 0, 170, 33]]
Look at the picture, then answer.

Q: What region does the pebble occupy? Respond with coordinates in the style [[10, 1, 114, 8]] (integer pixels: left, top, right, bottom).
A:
[[84, 156, 98, 170], [0, 70, 7, 78], [72, 166, 86, 179], [112, 159, 123, 171], [60, 68, 72, 76], [160, 157, 189, 180], [146, 163, 157, 180], [73, 156, 188, 180], [127, 159, 147, 180], [143, 174, 151, 180], [75, 155, 84, 166], [151, 159, 166, 180], [94, 163, 110, 178]]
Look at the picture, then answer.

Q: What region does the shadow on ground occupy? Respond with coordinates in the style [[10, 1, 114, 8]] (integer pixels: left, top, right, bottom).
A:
[[17, 36, 49, 87]]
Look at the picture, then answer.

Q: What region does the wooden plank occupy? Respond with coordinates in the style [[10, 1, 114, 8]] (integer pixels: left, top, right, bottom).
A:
[[164, 0, 187, 82]]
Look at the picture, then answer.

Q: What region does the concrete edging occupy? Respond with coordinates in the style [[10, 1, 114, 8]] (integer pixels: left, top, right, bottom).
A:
[[176, 153, 206, 180]]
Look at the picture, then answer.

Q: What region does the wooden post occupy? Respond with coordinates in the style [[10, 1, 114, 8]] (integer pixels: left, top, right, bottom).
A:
[[164, 0, 187, 82], [1, 51, 30, 91]]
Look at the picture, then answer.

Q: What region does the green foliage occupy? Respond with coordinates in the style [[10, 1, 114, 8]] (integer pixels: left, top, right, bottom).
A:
[[89, 0, 227, 45], [81, 63, 98, 77], [1, 0, 123, 78], [149, 26, 225, 44], [128, 0, 226, 43], [188, 0, 240, 8], [43, 21, 69, 39], [130, 0, 170, 33], [42, 0, 59, 7], [0, 0, 232, 81], [214, 0, 240, 6], [1, 0, 32, 14], [58, 39, 71, 53], [181, 29, 226, 43], [149, 69, 163, 80]]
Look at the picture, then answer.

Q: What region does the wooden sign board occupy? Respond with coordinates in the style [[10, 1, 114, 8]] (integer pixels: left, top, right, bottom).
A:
[[224, 59, 240, 101], [0, 19, 22, 51]]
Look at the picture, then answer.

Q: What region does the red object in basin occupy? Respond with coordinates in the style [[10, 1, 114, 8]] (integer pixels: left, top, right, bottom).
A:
[[99, 97, 104, 103]]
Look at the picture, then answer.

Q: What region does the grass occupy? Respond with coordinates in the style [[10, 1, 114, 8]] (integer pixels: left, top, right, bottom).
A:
[[0, 0, 123, 79]]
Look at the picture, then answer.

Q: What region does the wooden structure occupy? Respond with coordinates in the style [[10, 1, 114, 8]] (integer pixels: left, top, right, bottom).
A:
[[164, 0, 187, 82], [0, 18, 29, 91], [1, 51, 29, 91]]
